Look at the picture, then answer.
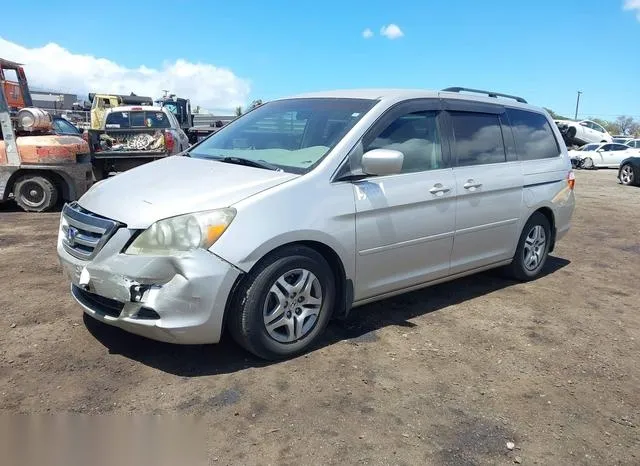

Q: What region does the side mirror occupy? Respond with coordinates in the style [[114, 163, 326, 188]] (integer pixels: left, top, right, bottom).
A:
[[361, 149, 404, 176]]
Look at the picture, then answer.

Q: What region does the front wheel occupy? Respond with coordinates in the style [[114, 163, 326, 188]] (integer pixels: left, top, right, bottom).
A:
[[228, 246, 336, 360], [619, 163, 637, 186], [581, 157, 594, 169], [505, 213, 551, 281], [13, 175, 58, 212]]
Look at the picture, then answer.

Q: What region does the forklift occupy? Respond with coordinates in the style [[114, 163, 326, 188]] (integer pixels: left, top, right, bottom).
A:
[[0, 58, 93, 212]]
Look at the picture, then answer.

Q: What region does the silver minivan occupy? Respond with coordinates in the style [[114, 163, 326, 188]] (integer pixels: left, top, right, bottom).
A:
[[57, 88, 576, 360]]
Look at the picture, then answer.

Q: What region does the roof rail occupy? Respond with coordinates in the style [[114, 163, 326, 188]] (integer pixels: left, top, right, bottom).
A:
[[442, 87, 527, 104]]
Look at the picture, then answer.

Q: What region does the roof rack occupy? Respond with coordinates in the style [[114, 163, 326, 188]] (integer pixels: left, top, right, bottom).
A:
[[442, 87, 527, 104]]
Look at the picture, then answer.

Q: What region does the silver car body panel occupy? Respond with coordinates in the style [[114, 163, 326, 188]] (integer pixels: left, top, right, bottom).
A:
[[57, 89, 575, 344], [77, 155, 298, 228], [57, 226, 240, 344]]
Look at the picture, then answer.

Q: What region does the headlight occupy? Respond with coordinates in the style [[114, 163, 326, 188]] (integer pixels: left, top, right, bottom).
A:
[[125, 208, 236, 255]]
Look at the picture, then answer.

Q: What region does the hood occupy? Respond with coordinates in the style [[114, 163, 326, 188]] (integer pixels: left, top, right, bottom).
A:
[[79, 156, 298, 228]]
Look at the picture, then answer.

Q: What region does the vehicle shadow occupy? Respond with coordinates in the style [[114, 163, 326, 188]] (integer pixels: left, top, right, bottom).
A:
[[84, 256, 570, 377]]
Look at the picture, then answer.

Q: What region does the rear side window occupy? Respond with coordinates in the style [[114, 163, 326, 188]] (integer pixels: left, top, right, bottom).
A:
[[507, 109, 560, 160], [105, 111, 171, 129], [450, 112, 506, 166]]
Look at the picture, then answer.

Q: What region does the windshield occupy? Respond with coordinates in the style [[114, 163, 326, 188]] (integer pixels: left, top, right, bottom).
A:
[[613, 138, 629, 144], [105, 110, 171, 129], [580, 144, 599, 151], [189, 98, 377, 173]]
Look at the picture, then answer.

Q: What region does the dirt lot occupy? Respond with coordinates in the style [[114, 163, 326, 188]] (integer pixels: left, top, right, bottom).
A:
[[1, 170, 639, 465]]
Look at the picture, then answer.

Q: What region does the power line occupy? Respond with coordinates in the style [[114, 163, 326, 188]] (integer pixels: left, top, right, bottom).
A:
[[578, 114, 640, 118]]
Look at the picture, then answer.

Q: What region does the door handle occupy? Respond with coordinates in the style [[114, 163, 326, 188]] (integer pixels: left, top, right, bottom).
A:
[[429, 184, 451, 196], [463, 180, 483, 190]]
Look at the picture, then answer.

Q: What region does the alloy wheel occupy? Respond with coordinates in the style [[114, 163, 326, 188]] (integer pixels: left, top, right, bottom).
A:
[[620, 165, 634, 185], [263, 268, 323, 343], [523, 225, 546, 271]]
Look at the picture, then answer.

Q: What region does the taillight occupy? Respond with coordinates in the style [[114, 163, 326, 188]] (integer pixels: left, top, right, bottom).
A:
[[567, 170, 575, 190], [164, 131, 175, 152]]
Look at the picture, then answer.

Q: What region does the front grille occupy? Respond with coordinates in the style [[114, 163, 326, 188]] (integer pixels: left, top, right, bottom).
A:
[[61, 202, 121, 260], [72, 285, 124, 318]]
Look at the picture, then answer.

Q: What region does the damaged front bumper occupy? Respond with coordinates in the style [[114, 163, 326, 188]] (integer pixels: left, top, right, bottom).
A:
[[57, 226, 241, 344]]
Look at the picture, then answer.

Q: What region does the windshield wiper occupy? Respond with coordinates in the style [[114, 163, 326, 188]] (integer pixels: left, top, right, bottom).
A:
[[215, 156, 282, 172]]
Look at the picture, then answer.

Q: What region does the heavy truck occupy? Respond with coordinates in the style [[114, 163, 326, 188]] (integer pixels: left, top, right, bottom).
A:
[[0, 58, 93, 212]]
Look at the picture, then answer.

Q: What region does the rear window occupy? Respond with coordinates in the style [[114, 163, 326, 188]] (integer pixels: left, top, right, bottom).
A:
[[507, 109, 560, 160], [105, 111, 170, 129]]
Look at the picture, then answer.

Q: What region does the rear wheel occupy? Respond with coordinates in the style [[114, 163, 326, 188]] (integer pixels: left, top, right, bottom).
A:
[[619, 163, 637, 186], [13, 175, 58, 212], [505, 212, 551, 281], [228, 246, 336, 360]]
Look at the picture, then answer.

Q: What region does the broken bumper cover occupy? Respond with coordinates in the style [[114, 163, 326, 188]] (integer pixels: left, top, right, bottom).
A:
[[57, 228, 241, 344]]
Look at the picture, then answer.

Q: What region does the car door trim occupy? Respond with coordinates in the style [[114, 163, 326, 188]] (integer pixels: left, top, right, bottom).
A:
[[351, 258, 512, 307], [523, 179, 564, 188], [454, 217, 519, 235], [359, 230, 455, 256]]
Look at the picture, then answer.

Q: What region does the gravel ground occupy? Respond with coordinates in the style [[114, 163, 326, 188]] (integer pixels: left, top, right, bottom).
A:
[[0, 169, 639, 465]]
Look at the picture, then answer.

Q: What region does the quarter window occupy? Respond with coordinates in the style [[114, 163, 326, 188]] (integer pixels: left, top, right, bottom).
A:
[[507, 109, 560, 160], [450, 112, 506, 166], [365, 111, 443, 173]]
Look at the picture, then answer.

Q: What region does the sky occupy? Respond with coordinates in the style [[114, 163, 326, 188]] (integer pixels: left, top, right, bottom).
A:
[[1, 0, 639, 117]]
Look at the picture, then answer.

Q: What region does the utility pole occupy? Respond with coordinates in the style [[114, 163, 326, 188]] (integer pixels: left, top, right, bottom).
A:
[[574, 91, 582, 120]]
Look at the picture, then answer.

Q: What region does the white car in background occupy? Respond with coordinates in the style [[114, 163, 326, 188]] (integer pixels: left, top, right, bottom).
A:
[[612, 136, 634, 145], [569, 142, 640, 169], [624, 139, 640, 149], [555, 119, 612, 145]]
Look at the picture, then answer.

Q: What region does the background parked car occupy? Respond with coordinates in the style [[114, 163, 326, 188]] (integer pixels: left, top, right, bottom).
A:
[[51, 116, 84, 136], [624, 138, 640, 149], [612, 136, 634, 145], [618, 156, 640, 186], [87, 105, 190, 179], [555, 119, 613, 146], [569, 142, 640, 169]]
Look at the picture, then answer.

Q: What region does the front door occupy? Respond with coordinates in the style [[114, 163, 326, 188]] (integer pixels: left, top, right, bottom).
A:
[[597, 143, 633, 167], [353, 100, 456, 300], [445, 106, 523, 274]]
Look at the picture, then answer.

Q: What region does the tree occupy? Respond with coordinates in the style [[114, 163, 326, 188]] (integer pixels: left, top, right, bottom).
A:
[[612, 116, 639, 136], [543, 108, 571, 120], [589, 117, 618, 135], [248, 99, 264, 111], [234, 106, 243, 116]]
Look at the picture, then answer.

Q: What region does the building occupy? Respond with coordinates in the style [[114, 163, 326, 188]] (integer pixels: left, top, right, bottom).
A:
[[30, 91, 78, 111]]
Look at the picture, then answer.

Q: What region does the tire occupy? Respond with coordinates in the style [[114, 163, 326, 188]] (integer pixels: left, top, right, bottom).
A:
[[228, 245, 336, 360], [581, 157, 594, 169], [619, 163, 637, 186], [505, 212, 551, 282], [13, 175, 58, 212], [566, 127, 577, 144]]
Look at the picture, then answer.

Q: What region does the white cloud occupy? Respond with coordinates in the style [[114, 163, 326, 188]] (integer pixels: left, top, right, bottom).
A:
[[362, 28, 374, 39], [380, 24, 404, 40], [624, 0, 640, 20], [0, 37, 250, 111]]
